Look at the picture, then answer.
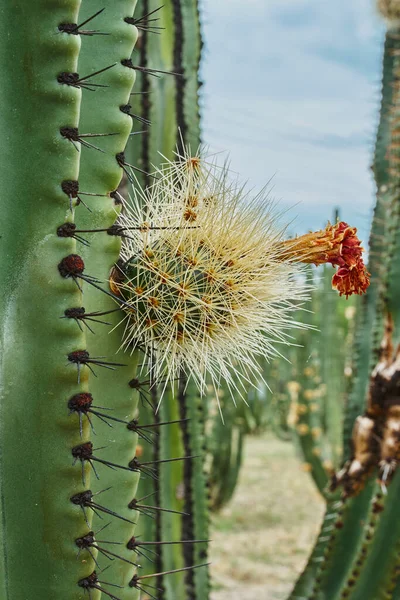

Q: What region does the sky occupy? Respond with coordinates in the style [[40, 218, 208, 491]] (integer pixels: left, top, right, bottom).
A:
[[200, 0, 386, 244]]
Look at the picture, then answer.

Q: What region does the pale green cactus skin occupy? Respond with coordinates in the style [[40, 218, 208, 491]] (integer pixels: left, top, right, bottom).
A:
[[0, 1, 141, 598]]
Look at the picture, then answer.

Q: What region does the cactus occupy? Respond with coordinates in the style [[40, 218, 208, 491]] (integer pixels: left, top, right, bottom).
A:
[[241, 377, 271, 434], [289, 260, 355, 496], [207, 378, 246, 512], [318, 263, 352, 468], [0, 1, 143, 598], [178, 377, 211, 599], [341, 26, 396, 456], [289, 8, 400, 599]]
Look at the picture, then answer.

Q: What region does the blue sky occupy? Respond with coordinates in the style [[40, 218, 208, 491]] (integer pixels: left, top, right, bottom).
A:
[[201, 0, 386, 244]]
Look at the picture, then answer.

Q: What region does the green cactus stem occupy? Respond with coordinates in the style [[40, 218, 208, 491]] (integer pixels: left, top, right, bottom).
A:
[[157, 383, 187, 599], [208, 381, 246, 512], [0, 1, 93, 598], [342, 30, 396, 455], [289, 18, 400, 600], [291, 291, 330, 496], [178, 376, 210, 599], [318, 262, 350, 468], [72, 3, 142, 596], [289, 498, 343, 599], [0, 0, 146, 597], [123, 2, 210, 598]]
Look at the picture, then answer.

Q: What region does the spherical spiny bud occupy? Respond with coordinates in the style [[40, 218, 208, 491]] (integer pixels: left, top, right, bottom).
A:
[[110, 148, 311, 394]]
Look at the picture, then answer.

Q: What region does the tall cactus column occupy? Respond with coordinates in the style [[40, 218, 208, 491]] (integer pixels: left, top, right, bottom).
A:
[[72, 4, 142, 597], [342, 26, 396, 453], [288, 7, 400, 599], [0, 2, 94, 598], [0, 0, 143, 598]]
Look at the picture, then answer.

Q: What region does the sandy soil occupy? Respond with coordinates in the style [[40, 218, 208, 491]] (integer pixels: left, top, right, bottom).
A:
[[209, 433, 325, 600]]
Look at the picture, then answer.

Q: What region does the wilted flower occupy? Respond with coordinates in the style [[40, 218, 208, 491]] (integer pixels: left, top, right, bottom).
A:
[[110, 149, 369, 393], [280, 221, 370, 298]]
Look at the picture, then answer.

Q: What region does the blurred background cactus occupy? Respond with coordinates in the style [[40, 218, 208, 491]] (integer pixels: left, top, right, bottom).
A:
[[288, 5, 400, 599]]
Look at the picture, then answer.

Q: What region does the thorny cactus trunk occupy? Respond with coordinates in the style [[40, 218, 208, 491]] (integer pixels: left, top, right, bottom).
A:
[[289, 7, 400, 600], [0, 2, 143, 598]]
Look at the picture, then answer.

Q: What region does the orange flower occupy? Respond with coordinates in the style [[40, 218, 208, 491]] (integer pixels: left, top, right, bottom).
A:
[[281, 221, 370, 298]]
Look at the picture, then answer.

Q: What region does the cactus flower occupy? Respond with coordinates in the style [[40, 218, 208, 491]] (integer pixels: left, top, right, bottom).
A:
[[281, 221, 370, 298]]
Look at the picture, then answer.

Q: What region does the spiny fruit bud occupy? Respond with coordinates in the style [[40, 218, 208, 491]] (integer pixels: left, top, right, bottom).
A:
[[111, 148, 367, 393]]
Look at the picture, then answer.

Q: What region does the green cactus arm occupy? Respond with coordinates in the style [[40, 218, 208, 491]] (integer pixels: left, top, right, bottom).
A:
[[290, 269, 331, 496], [317, 28, 400, 600], [208, 383, 246, 512], [127, 0, 202, 174], [0, 1, 80, 313], [0, 1, 103, 598], [318, 264, 347, 467], [123, 3, 208, 598], [241, 381, 269, 434], [177, 0, 202, 150], [342, 31, 397, 454], [288, 499, 342, 599], [331, 484, 397, 600], [292, 341, 330, 497], [141, 0, 178, 171], [71, 2, 143, 597], [347, 95, 400, 599], [290, 22, 400, 600], [304, 481, 376, 600], [128, 384, 158, 580]]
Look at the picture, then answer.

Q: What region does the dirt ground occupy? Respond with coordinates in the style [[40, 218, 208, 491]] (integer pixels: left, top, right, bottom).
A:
[[209, 433, 325, 600]]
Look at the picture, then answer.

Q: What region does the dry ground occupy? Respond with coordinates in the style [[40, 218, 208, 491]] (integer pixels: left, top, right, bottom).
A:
[[210, 433, 325, 600]]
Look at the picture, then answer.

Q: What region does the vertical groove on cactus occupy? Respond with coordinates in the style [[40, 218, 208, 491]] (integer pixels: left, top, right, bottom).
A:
[[135, 0, 151, 187], [178, 376, 210, 599], [172, 0, 185, 149]]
